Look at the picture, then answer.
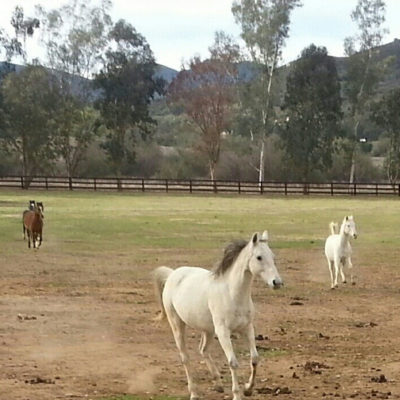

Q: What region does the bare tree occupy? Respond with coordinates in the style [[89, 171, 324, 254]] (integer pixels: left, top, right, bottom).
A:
[[168, 34, 239, 180]]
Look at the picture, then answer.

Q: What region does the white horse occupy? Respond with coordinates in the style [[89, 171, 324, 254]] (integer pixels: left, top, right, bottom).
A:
[[324, 216, 358, 289], [153, 231, 283, 400]]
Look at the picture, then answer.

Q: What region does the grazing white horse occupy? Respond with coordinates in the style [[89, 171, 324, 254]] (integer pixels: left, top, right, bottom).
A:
[[153, 231, 283, 400], [324, 216, 358, 289]]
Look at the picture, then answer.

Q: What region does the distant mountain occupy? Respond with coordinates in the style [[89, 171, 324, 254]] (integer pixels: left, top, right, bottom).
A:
[[154, 64, 178, 84], [1, 38, 400, 95]]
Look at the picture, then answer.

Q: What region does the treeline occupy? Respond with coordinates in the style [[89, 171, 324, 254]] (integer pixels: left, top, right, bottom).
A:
[[0, 0, 399, 185]]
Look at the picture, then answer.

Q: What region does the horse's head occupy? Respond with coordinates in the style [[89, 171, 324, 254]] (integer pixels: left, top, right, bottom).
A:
[[248, 231, 283, 289], [36, 202, 44, 219], [343, 215, 357, 239]]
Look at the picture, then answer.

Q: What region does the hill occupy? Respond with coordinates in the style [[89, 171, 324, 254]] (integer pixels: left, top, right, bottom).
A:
[[1, 39, 400, 96]]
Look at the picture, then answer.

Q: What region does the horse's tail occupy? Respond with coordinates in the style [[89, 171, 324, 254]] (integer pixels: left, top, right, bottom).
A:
[[329, 222, 339, 235], [153, 266, 173, 321]]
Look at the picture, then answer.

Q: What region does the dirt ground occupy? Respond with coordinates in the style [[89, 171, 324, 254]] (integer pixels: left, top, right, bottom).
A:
[[1, 244, 400, 400]]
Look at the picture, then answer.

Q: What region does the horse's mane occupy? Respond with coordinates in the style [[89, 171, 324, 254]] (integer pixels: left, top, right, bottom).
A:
[[213, 239, 247, 277]]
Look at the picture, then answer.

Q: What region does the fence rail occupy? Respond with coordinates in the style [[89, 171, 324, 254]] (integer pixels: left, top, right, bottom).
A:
[[0, 176, 399, 197]]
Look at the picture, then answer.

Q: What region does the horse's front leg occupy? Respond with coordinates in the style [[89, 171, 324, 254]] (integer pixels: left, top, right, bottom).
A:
[[347, 257, 355, 284], [27, 230, 31, 248], [244, 324, 258, 396], [333, 257, 340, 288], [215, 323, 241, 400]]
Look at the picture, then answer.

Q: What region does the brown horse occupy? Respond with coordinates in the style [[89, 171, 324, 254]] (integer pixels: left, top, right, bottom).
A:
[[23, 206, 44, 249]]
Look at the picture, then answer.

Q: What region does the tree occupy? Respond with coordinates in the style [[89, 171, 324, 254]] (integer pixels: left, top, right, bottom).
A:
[[0, 6, 40, 62], [53, 102, 100, 177], [36, 0, 112, 176], [0, 66, 61, 185], [344, 0, 387, 183], [94, 19, 163, 177], [168, 33, 240, 180], [232, 0, 301, 183], [280, 45, 342, 182], [371, 89, 400, 185], [36, 0, 112, 80]]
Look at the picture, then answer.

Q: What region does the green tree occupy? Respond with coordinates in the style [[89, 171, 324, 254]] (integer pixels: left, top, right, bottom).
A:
[[232, 0, 301, 183], [0, 65, 60, 185], [36, 0, 112, 80], [280, 45, 342, 181], [371, 89, 400, 185], [53, 102, 100, 177], [94, 19, 163, 177], [0, 6, 40, 62], [36, 0, 112, 176], [344, 0, 387, 183]]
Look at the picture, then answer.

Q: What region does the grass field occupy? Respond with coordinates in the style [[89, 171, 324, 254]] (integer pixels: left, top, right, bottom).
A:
[[1, 190, 400, 400]]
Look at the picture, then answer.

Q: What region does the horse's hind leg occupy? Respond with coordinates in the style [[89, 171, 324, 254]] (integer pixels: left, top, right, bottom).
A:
[[27, 231, 31, 248], [244, 323, 258, 396], [167, 309, 200, 400], [199, 332, 223, 393]]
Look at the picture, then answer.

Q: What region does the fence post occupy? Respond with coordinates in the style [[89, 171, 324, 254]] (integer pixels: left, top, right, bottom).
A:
[[45, 177, 48, 190], [166, 179, 169, 193], [238, 181, 241, 194], [398, 184, 400, 197], [376, 183, 378, 196], [141, 178, 145, 192], [284, 182, 287, 196], [94, 178, 97, 191], [21, 176, 24, 189], [260, 182, 264, 195], [189, 180, 192, 194], [353, 182, 356, 196], [69, 177, 73, 191], [331, 182, 333, 196], [213, 180, 217, 194]]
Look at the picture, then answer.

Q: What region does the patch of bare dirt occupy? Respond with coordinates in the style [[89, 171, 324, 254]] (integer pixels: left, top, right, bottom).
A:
[[1, 247, 400, 399]]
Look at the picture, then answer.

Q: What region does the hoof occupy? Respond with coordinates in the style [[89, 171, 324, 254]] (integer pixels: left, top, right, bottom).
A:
[[214, 385, 224, 393], [190, 396, 200, 400], [244, 388, 253, 396], [343, 280, 347, 284], [352, 282, 356, 286]]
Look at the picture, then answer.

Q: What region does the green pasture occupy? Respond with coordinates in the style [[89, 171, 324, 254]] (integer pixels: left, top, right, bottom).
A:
[[1, 190, 400, 257]]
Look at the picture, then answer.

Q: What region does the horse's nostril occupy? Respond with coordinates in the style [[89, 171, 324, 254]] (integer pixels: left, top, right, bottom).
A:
[[273, 279, 281, 287]]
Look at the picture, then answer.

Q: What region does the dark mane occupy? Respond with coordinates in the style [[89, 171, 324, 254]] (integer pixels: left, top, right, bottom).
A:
[[213, 239, 247, 277]]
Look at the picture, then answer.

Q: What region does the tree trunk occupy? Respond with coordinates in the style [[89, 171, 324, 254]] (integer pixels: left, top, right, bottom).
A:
[[258, 45, 278, 184], [349, 120, 360, 184]]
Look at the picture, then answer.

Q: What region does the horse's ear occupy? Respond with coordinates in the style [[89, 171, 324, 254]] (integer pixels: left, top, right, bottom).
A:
[[251, 232, 259, 244], [261, 230, 269, 241], [345, 216, 349, 221]]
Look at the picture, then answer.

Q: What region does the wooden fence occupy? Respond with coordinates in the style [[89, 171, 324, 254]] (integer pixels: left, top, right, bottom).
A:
[[0, 175, 400, 197]]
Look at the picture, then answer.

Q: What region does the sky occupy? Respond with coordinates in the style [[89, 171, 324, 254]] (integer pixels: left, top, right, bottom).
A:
[[1, 0, 400, 70]]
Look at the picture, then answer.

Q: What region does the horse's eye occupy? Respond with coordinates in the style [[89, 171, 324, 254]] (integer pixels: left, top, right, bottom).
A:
[[257, 256, 262, 261]]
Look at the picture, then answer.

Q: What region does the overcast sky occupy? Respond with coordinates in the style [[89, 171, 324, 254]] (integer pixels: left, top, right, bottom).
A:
[[1, 0, 400, 70]]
